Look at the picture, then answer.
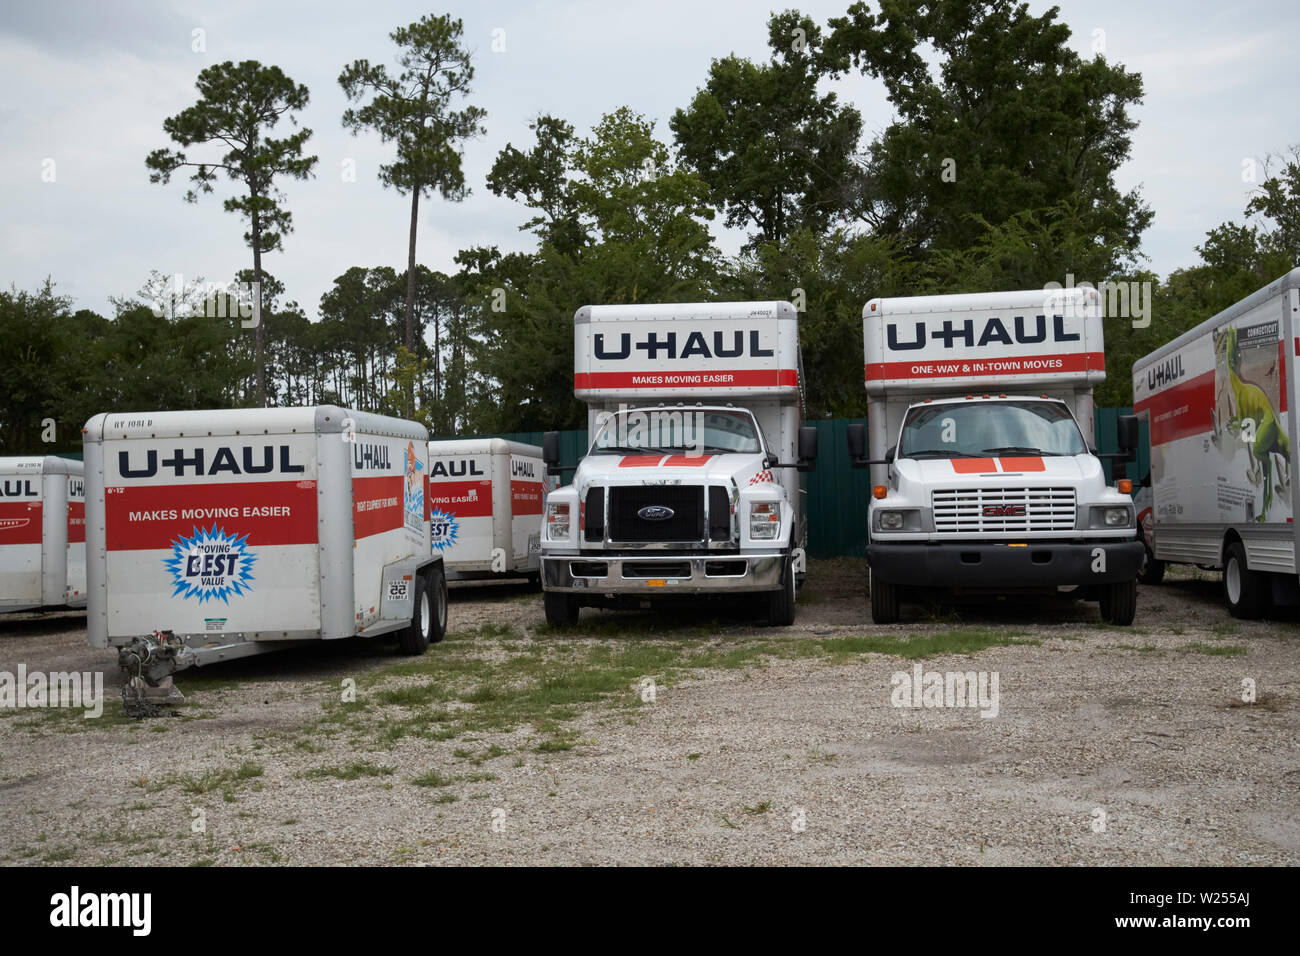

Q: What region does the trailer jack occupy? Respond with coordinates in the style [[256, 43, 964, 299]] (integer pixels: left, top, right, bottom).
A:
[[118, 631, 188, 719]]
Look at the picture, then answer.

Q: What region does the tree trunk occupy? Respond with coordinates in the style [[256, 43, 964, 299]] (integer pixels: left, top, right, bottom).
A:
[[251, 204, 266, 407], [403, 186, 420, 418]]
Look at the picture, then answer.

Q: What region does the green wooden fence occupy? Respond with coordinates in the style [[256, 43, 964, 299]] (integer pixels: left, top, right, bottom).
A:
[[439, 408, 1148, 559]]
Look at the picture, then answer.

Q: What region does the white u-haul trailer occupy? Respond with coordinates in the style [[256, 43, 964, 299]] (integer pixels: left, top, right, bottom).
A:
[[540, 301, 818, 627], [1132, 268, 1300, 617], [851, 287, 1143, 624], [0, 456, 86, 612], [427, 438, 545, 582], [82, 407, 447, 692]]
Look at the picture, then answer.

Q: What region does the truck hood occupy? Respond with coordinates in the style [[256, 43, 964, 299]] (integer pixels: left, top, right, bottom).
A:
[[571, 451, 773, 493], [897, 454, 1094, 484]]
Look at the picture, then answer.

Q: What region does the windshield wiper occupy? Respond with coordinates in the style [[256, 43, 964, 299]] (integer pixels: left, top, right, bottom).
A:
[[902, 449, 968, 459], [981, 446, 1063, 456], [594, 445, 674, 456]]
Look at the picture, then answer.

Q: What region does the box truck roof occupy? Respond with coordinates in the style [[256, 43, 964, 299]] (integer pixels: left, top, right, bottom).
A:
[[428, 438, 542, 458], [863, 287, 1105, 395], [573, 300, 800, 401], [0, 456, 82, 476], [83, 406, 427, 442]]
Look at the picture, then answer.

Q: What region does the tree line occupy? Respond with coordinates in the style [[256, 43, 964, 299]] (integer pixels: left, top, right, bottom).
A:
[[3, 3, 1298, 455]]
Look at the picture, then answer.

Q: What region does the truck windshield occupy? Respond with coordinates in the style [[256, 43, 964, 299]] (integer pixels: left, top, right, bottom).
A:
[[591, 409, 761, 455], [899, 401, 1087, 459]]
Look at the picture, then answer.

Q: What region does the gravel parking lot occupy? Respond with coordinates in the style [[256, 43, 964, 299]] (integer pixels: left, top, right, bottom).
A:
[[1, 558, 1296, 866]]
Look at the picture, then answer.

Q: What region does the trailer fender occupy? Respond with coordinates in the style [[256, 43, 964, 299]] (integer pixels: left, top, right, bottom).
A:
[[380, 556, 442, 623]]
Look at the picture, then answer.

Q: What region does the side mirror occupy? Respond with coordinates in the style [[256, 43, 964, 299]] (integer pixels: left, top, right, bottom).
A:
[[796, 427, 818, 472], [542, 431, 561, 470], [1117, 414, 1139, 456], [846, 423, 866, 461]]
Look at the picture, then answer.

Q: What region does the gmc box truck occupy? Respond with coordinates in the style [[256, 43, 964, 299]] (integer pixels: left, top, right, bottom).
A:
[[1132, 267, 1300, 617], [82, 407, 447, 705], [850, 287, 1142, 624], [540, 301, 817, 628], [427, 438, 546, 583], [0, 456, 86, 612]]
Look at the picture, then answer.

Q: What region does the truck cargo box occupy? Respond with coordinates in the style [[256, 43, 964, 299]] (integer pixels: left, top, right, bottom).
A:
[[427, 438, 545, 580], [0, 456, 86, 612], [82, 406, 445, 670]]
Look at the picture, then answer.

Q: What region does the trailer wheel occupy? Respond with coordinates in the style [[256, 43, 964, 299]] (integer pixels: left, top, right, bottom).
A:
[[398, 574, 434, 655], [1223, 541, 1269, 619], [870, 567, 900, 624], [543, 590, 580, 627], [427, 564, 448, 644], [765, 558, 796, 627], [1137, 544, 1165, 585], [1098, 579, 1137, 626]]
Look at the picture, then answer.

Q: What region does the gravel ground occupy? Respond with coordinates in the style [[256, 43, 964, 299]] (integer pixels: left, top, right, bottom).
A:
[[0, 559, 1296, 866]]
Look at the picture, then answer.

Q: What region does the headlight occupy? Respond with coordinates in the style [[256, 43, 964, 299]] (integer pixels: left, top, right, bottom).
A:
[[749, 501, 781, 539], [874, 509, 921, 532], [546, 502, 571, 539], [1089, 506, 1132, 528]]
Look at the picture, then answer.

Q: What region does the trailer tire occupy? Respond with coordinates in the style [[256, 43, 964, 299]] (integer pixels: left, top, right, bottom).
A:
[[765, 558, 796, 627], [1098, 578, 1137, 626], [1223, 541, 1269, 619], [870, 567, 900, 624], [427, 564, 448, 644], [544, 590, 580, 627], [1137, 545, 1165, 585], [398, 574, 435, 655]]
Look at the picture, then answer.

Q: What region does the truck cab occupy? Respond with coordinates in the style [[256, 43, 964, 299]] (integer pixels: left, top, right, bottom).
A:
[[852, 288, 1143, 624], [540, 301, 817, 627]]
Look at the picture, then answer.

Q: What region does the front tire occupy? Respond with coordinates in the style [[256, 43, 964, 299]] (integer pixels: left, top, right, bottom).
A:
[[1098, 578, 1137, 626], [1223, 541, 1269, 619], [765, 558, 796, 627], [1138, 544, 1165, 585], [544, 590, 580, 627], [870, 566, 900, 624]]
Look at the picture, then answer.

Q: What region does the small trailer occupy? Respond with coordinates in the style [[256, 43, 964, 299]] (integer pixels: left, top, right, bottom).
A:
[[0, 456, 86, 612], [1133, 267, 1300, 616], [82, 407, 446, 701], [427, 438, 546, 583]]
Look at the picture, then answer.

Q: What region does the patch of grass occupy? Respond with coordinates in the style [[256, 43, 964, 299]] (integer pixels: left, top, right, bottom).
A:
[[1177, 642, 1248, 657], [742, 801, 771, 815], [171, 761, 264, 796], [304, 761, 394, 781], [410, 769, 454, 788], [40, 845, 77, 863]]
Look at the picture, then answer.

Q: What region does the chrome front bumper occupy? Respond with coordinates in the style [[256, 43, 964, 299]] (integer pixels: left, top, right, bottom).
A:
[[541, 552, 785, 594]]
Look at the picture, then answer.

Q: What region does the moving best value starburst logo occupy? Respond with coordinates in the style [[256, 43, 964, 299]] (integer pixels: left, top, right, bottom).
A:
[[164, 525, 257, 603], [429, 507, 458, 552]]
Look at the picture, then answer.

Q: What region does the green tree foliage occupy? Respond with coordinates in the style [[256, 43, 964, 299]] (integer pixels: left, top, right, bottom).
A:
[[146, 60, 318, 406], [671, 10, 864, 248], [339, 14, 487, 413]]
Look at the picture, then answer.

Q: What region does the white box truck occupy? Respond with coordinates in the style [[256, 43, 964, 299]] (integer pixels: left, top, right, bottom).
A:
[[427, 438, 545, 582], [0, 456, 86, 612], [539, 301, 818, 627], [1132, 267, 1300, 617], [850, 287, 1142, 624], [82, 407, 447, 699]]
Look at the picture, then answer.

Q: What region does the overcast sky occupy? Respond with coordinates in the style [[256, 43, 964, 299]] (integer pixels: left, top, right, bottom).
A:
[[1, 0, 1296, 317]]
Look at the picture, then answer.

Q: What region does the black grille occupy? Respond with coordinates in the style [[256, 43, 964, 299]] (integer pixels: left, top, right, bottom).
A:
[[584, 486, 604, 542], [708, 486, 731, 541], [608, 485, 704, 541]]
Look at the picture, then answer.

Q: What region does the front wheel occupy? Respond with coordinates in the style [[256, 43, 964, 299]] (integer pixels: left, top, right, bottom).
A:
[[765, 559, 796, 627], [869, 566, 900, 624], [1137, 545, 1165, 585], [1223, 541, 1269, 619], [543, 590, 580, 627], [1098, 578, 1137, 626]]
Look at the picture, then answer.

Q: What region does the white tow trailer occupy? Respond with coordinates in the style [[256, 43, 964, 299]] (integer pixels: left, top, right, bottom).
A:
[[851, 287, 1142, 624], [1133, 267, 1300, 617], [0, 456, 86, 612], [82, 407, 446, 702], [427, 438, 546, 583], [540, 301, 818, 627]]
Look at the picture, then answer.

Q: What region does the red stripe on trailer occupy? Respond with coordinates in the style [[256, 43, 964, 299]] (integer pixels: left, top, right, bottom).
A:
[[575, 369, 799, 390], [951, 458, 997, 474], [865, 351, 1105, 381], [1133, 369, 1216, 446], [67, 500, 85, 544], [0, 502, 42, 544], [511, 480, 544, 516], [429, 479, 493, 518], [424, 474, 430, 521], [352, 475, 404, 539], [105, 481, 318, 550], [998, 456, 1045, 472]]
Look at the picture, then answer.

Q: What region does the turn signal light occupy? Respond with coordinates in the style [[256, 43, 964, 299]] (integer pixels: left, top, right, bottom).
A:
[[873, 485, 888, 499], [1117, 479, 1133, 494]]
